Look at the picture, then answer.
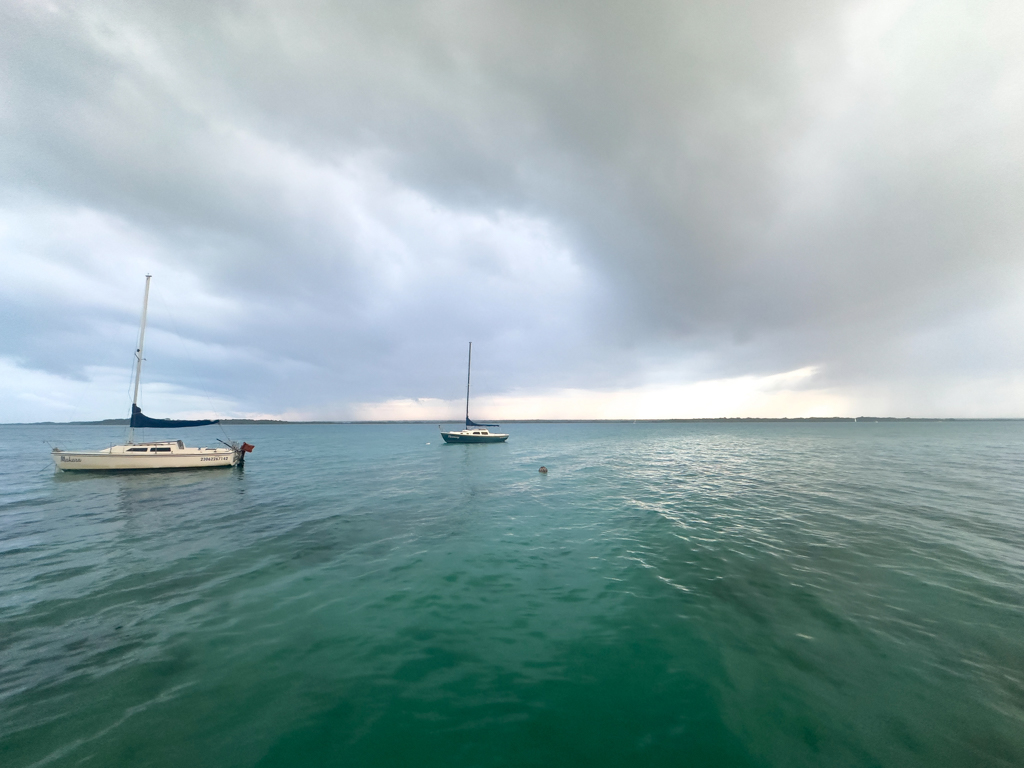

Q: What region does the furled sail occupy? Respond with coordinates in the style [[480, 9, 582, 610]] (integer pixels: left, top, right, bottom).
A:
[[463, 342, 500, 429], [130, 404, 219, 429]]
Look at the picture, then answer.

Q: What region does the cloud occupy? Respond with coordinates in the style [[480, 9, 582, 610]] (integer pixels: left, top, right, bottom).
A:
[[1, 0, 1023, 420]]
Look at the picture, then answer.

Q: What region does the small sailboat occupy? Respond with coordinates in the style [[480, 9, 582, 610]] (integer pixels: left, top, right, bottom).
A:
[[51, 275, 253, 471], [439, 342, 508, 443]]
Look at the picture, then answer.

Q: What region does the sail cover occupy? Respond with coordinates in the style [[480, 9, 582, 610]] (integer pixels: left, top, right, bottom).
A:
[[130, 404, 219, 428], [466, 417, 499, 428]]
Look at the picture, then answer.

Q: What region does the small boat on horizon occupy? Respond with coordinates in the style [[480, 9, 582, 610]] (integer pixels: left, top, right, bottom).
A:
[[51, 275, 253, 471], [440, 342, 508, 444]]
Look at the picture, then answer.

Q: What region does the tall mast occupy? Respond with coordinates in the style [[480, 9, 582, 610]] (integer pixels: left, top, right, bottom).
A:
[[129, 274, 152, 443], [465, 341, 472, 426]]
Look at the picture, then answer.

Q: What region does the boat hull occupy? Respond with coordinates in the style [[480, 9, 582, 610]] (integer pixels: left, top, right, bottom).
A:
[[440, 432, 508, 443], [52, 450, 240, 471]]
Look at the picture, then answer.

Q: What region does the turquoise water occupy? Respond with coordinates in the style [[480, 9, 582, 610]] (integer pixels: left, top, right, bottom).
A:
[[1, 422, 1023, 767]]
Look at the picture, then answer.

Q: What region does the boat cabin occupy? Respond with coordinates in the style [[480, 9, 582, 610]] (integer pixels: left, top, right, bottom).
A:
[[101, 441, 234, 456], [113, 440, 186, 453]]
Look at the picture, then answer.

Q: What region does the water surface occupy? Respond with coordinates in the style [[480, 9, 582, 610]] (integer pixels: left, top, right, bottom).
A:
[[1, 422, 1022, 766]]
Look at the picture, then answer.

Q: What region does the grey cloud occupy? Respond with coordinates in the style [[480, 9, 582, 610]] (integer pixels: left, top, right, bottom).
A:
[[1, 0, 1022, 418]]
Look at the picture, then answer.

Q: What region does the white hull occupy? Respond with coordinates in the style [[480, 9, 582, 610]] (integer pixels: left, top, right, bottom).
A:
[[52, 441, 241, 471]]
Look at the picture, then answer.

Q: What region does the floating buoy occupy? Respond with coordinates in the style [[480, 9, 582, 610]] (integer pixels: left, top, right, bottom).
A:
[[538, 466, 548, 473]]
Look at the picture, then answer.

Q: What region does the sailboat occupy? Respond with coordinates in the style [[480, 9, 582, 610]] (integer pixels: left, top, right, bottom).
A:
[[51, 275, 254, 471], [439, 342, 509, 444]]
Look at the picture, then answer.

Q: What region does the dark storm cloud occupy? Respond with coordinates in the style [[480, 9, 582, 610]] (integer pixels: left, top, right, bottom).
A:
[[1, 0, 1022, 419]]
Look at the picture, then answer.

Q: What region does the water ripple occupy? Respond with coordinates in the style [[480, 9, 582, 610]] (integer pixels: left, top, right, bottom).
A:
[[1, 422, 1023, 767]]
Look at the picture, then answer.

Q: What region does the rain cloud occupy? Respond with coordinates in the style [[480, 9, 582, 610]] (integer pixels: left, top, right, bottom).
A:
[[2, 0, 1023, 420]]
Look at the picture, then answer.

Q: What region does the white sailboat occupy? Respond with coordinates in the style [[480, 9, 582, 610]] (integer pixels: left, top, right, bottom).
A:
[[439, 342, 509, 443], [51, 275, 253, 471]]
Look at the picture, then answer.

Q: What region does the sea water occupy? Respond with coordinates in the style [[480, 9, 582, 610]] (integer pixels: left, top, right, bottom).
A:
[[1, 421, 1022, 767]]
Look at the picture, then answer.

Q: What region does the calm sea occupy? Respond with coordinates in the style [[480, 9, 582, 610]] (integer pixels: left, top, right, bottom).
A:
[[1, 422, 1022, 767]]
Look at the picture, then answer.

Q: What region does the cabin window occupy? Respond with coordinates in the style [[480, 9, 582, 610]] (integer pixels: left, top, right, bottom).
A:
[[151, 447, 172, 452], [127, 447, 147, 452], [473, 432, 481, 435]]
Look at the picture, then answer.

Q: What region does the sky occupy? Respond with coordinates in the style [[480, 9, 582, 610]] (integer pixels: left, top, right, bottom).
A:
[[2, 0, 1023, 422]]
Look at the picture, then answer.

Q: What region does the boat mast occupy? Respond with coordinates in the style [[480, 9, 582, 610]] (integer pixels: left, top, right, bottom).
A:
[[128, 274, 152, 443], [465, 341, 472, 426]]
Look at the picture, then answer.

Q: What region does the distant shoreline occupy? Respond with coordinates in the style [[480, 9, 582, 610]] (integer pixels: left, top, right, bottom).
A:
[[6, 417, 1024, 426]]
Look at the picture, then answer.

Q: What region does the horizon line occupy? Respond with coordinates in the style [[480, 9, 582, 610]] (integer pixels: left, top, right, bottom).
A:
[[6, 416, 1024, 426]]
